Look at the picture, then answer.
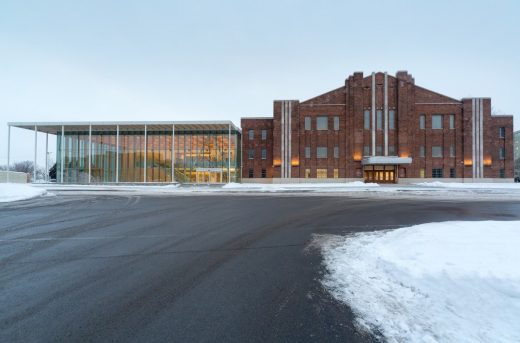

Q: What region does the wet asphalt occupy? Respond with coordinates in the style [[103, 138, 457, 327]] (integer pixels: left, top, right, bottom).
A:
[[1, 193, 520, 342]]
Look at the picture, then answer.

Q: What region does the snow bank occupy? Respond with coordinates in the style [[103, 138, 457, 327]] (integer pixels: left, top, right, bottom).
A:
[[320, 221, 520, 343], [223, 181, 379, 190], [0, 183, 48, 202], [415, 181, 520, 189]]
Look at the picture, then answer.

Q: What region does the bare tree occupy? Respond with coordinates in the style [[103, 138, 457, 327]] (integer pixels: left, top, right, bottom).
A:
[[6, 161, 48, 182]]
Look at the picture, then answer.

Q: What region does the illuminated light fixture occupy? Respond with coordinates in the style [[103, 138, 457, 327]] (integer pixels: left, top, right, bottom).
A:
[[291, 158, 299, 166], [484, 157, 492, 166], [464, 159, 473, 166], [353, 153, 362, 161], [399, 152, 409, 158], [273, 159, 281, 167]]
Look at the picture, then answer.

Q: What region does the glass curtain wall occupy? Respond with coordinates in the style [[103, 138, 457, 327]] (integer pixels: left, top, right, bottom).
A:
[[57, 126, 241, 183]]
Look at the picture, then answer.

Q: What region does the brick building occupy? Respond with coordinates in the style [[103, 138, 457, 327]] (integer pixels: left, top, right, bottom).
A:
[[242, 71, 514, 183]]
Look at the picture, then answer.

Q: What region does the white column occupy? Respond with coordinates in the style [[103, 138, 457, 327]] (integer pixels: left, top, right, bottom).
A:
[[88, 125, 92, 183], [116, 125, 119, 183], [371, 72, 376, 156], [45, 133, 48, 181], [33, 125, 38, 182], [6, 125, 10, 183], [171, 124, 175, 182], [60, 125, 65, 183], [384, 72, 389, 156], [144, 124, 147, 183], [228, 123, 231, 183]]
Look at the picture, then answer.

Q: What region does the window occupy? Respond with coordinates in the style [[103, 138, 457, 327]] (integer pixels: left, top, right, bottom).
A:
[[261, 129, 267, 140], [248, 168, 254, 178], [450, 168, 456, 178], [499, 127, 506, 138], [376, 146, 382, 156], [376, 110, 382, 130], [261, 148, 267, 160], [305, 168, 311, 178], [450, 145, 455, 157], [419, 115, 425, 129], [432, 146, 443, 158], [261, 169, 267, 178], [388, 146, 395, 155], [420, 146, 425, 157], [334, 116, 340, 130], [432, 115, 443, 129], [317, 147, 327, 158], [333, 169, 339, 178], [500, 147, 505, 159], [334, 146, 339, 159], [389, 110, 395, 130], [317, 117, 328, 130], [364, 110, 370, 130], [305, 147, 311, 159], [317, 169, 327, 178], [500, 169, 505, 178], [248, 129, 254, 140], [305, 117, 311, 130], [449, 115, 455, 129], [248, 149, 254, 159], [419, 168, 425, 178], [432, 168, 443, 178], [363, 145, 370, 156]]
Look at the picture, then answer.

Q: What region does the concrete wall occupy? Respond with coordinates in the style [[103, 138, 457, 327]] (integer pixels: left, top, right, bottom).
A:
[[242, 178, 364, 184], [0, 171, 28, 183], [397, 178, 514, 184]]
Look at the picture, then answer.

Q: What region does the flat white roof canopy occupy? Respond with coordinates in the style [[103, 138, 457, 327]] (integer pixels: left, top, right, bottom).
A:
[[362, 156, 413, 165]]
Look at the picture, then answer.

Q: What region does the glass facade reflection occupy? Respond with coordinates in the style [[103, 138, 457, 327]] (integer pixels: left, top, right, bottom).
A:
[[56, 124, 241, 183]]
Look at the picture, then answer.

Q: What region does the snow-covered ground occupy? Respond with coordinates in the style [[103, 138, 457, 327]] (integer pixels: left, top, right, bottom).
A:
[[415, 181, 520, 189], [222, 181, 378, 191], [319, 221, 520, 343], [0, 183, 49, 202]]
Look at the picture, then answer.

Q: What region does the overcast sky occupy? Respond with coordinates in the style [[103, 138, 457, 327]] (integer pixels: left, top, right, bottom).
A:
[[1, 0, 519, 167]]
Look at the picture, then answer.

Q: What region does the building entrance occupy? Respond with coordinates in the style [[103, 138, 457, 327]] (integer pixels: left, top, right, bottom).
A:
[[195, 168, 223, 184], [363, 165, 396, 183]]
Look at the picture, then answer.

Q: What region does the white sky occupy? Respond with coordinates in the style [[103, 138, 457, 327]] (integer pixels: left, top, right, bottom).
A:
[[1, 0, 519, 168]]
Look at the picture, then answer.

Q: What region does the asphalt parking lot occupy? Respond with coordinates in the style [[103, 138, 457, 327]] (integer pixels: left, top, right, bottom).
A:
[[1, 194, 520, 342]]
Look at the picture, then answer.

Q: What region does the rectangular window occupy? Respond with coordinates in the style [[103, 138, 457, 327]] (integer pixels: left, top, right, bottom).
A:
[[376, 110, 382, 130], [317, 117, 328, 130], [261, 169, 267, 178], [333, 169, 339, 178], [261, 148, 267, 160], [305, 168, 311, 178], [450, 168, 456, 178], [449, 114, 455, 129], [389, 110, 395, 130], [364, 110, 370, 130], [248, 168, 254, 178], [499, 127, 506, 138], [363, 145, 370, 156], [333, 116, 340, 130], [432, 114, 443, 129], [432, 146, 443, 158], [450, 145, 455, 157], [420, 146, 425, 157], [419, 168, 425, 178], [334, 146, 339, 158], [316, 169, 327, 178], [500, 147, 505, 159], [388, 146, 395, 155], [419, 115, 425, 129], [317, 147, 327, 158], [248, 129, 254, 140], [261, 129, 267, 140], [376, 146, 382, 156], [248, 149, 254, 159], [500, 168, 505, 178], [305, 117, 311, 130], [305, 147, 311, 159], [432, 168, 443, 178]]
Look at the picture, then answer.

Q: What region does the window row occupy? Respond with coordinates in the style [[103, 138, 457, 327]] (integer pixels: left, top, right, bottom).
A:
[[304, 168, 339, 179], [248, 129, 268, 140], [304, 146, 340, 159], [248, 148, 267, 159], [248, 168, 267, 178], [304, 116, 340, 131], [363, 110, 396, 130], [420, 168, 506, 178], [363, 145, 397, 156], [419, 114, 455, 130]]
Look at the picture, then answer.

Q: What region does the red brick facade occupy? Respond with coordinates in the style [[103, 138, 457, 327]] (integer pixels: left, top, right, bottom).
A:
[[241, 71, 514, 181]]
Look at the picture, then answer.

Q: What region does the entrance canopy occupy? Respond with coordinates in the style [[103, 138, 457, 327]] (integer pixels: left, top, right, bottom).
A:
[[361, 156, 412, 165]]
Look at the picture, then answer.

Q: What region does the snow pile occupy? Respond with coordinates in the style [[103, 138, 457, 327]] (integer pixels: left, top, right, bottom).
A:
[[0, 183, 48, 202], [320, 221, 520, 343], [223, 181, 379, 191], [415, 181, 520, 189]]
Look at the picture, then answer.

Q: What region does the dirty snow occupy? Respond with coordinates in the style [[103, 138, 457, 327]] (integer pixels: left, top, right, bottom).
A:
[[0, 183, 48, 202]]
